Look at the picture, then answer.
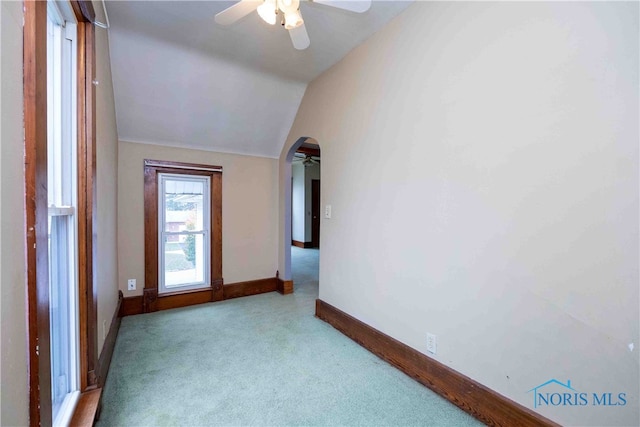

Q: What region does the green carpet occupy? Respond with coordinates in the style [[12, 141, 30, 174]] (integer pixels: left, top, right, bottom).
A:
[[97, 247, 482, 426]]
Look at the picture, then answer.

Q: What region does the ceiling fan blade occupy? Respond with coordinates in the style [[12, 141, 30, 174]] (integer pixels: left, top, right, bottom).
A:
[[214, 0, 262, 26], [311, 0, 371, 13], [289, 24, 310, 50]]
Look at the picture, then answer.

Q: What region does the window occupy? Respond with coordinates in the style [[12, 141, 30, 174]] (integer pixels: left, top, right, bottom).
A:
[[143, 160, 223, 312], [25, 0, 97, 424], [47, 1, 79, 425], [159, 174, 211, 293]]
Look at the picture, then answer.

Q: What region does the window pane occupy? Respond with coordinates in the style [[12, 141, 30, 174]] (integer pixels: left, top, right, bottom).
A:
[[48, 216, 72, 417], [164, 179, 205, 232], [164, 233, 206, 288], [47, 3, 78, 424]]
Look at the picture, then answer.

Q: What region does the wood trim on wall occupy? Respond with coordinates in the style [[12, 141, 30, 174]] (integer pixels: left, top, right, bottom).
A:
[[315, 299, 559, 427], [143, 159, 223, 314], [120, 295, 144, 317], [156, 288, 213, 311], [120, 277, 283, 316], [68, 290, 122, 427], [69, 388, 101, 427], [71, 1, 96, 24], [291, 240, 314, 249], [77, 18, 98, 391], [24, 1, 52, 424], [276, 276, 293, 295], [223, 278, 277, 299], [295, 145, 321, 157], [97, 291, 123, 388]]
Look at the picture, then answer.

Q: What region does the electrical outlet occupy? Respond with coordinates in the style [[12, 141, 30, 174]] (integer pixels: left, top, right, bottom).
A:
[[426, 333, 437, 354], [127, 279, 136, 291]]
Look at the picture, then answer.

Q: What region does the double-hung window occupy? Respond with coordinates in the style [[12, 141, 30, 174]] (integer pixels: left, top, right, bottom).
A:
[[158, 174, 211, 293], [47, 1, 79, 425], [143, 160, 223, 311]]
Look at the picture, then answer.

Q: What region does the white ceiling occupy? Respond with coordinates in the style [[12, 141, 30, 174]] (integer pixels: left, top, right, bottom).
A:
[[105, 1, 413, 157]]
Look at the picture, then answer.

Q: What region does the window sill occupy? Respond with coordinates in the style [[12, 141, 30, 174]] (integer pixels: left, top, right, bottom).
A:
[[69, 388, 101, 427]]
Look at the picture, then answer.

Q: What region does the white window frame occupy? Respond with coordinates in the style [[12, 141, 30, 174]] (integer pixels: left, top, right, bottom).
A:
[[158, 173, 211, 294], [46, 1, 80, 426]]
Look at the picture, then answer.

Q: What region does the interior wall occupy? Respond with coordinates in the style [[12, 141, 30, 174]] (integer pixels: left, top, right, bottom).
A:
[[118, 140, 279, 296], [0, 1, 28, 424], [279, 2, 639, 426], [94, 2, 119, 353], [292, 162, 305, 243], [304, 163, 320, 242]]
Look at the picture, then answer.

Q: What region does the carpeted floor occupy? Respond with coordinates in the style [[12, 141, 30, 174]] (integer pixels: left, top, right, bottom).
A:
[[97, 247, 481, 426]]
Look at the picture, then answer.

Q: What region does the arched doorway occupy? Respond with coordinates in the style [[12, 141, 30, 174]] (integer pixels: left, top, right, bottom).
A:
[[281, 137, 320, 289]]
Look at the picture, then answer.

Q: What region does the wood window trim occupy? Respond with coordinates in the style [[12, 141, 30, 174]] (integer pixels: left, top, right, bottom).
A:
[[143, 160, 223, 313], [76, 17, 98, 391], [24, 1, 52, 424], [24, 1, 96, 424]]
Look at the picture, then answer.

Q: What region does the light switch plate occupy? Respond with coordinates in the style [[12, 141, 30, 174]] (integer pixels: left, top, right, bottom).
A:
[[325, 205, 332, 219], [426, 333, 437, 354]]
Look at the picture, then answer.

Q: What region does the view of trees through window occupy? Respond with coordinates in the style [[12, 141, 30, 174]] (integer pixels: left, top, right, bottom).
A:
[[160, 174, 210, 292], [164, 196, 197, 272]]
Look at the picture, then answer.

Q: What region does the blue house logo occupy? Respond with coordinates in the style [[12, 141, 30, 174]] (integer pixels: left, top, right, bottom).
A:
[[527, 379, 626, 408], [527, 379, 577, 408]]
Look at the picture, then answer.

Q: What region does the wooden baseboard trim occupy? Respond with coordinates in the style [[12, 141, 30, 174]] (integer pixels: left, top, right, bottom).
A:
[[292, 240, 314, 248], [120, 277, 281, 316], [276, 277, 293, 295], [97, 291, 123, 387], [224, 277, 277, 299], [315, 299, 558, 427], [156, 288, 212, 311], [120, 294, 143, 317]]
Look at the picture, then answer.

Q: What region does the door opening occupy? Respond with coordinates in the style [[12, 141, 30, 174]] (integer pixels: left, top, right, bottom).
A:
[[311, 179, 320, 248]]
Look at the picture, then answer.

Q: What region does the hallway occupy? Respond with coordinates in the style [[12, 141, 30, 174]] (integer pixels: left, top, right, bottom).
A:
[[97, 247, 479, 426]]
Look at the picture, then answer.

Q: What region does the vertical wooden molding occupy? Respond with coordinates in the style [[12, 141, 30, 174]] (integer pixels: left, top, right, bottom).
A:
[[211, 278, 224, 302], [77, 19, 89, 393], [86, 21, 98, 388], [77, 19, 98, 391], [211, 173, 223, 302], [24, 1, 52, 424], [143, 164, 159, 308], [143, 288, 158, 313]]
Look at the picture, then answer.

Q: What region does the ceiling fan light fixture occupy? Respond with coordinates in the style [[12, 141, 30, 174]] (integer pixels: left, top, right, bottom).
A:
[[278, 0, 300, 14], [257, 0, 277, 25], [284, 10, 304, 30]]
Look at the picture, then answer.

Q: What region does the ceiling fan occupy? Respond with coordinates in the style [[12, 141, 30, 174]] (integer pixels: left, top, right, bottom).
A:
[[293, 153, 320, 166], [214, 0, 372, 50]]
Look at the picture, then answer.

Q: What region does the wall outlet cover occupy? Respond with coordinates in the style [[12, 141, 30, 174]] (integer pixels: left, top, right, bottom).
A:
[[325, 205, 332, 219], [426, 333, 437, 354]]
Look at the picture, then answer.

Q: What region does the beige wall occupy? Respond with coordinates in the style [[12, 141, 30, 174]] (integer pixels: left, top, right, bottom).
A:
[[118, 141, 278, 296], [0, 1, 28, 424], [280, 2, 639, 426], [94, 3, 120, 353]]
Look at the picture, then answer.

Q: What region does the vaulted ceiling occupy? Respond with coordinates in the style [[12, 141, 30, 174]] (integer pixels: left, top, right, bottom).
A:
[[106, 1, 413, 158]]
